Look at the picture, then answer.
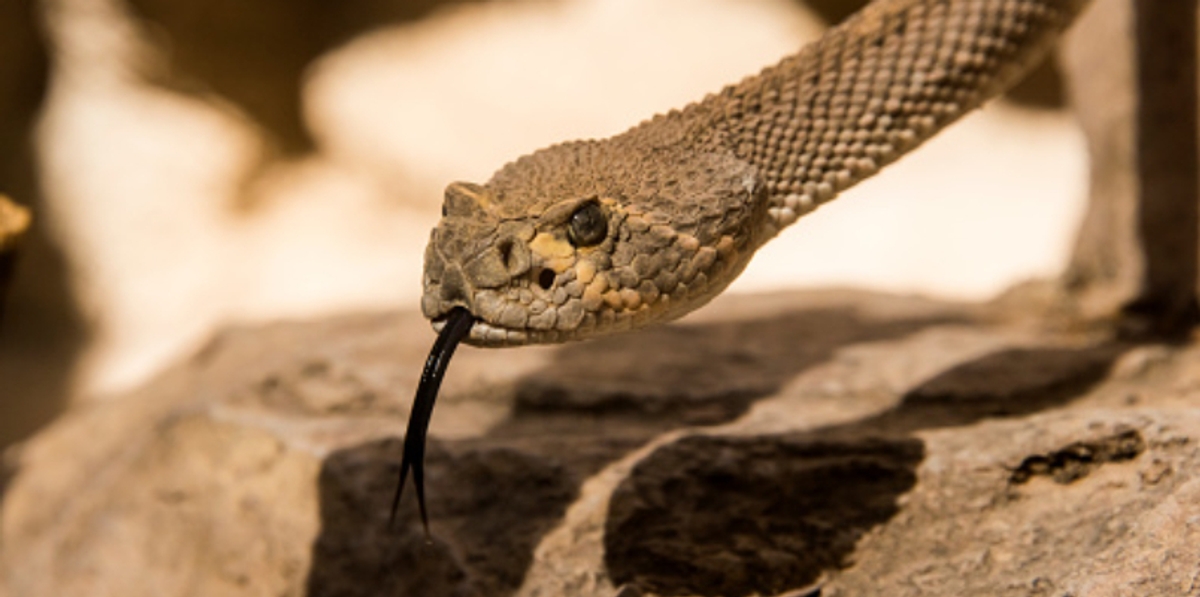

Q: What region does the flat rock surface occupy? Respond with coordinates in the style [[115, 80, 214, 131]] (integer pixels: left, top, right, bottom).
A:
[[2, 288, 1199, 597]]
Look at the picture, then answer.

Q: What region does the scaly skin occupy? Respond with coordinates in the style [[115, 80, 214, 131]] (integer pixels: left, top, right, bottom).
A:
[[421, 0, 1091, 346]]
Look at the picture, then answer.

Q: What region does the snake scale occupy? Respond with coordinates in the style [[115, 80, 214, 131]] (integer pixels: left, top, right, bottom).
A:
[[395, 0, 1092, 531]]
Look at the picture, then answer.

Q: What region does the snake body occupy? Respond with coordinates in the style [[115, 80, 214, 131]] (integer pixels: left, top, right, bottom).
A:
[[421, 0, 1090, 346]]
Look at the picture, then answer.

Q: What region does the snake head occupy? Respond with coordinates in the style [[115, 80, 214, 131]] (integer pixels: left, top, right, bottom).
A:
[[422, 137, 768, 346]]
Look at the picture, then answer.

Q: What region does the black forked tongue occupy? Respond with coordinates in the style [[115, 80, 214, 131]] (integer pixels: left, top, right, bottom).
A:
[[390, 307, 475, 538]]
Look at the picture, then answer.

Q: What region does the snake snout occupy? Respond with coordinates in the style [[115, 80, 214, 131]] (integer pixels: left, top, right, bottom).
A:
[[422, 227, 537, 333], [461, 233, 534, 289]]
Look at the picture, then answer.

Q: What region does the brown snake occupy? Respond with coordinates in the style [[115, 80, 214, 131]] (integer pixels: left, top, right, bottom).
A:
[[395, 0, 1092, 532]]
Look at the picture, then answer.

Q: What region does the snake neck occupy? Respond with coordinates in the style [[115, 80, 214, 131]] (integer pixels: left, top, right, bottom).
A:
[[670, 0, 1090, 242]]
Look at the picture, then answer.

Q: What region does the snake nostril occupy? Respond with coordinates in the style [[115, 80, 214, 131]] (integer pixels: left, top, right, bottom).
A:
[[498, 239, 514, 269], [537, 268, 555, 290], [495, 237, 531, 276]]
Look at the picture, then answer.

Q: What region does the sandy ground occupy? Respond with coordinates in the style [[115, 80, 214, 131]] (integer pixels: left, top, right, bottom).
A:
[[35, 0, 1086, 397]]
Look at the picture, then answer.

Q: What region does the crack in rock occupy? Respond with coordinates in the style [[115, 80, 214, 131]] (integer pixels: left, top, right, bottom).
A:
[[1009, 429, 1146, 485]]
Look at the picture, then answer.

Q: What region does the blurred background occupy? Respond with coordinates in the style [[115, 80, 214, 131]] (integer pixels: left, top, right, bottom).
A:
[[0, 0, 1086, 452]]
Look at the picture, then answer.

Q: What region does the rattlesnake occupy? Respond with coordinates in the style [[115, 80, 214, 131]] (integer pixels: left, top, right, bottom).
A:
[[395, 0, 1092, 531]]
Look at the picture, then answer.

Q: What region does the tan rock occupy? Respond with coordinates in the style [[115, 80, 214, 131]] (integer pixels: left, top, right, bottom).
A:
[[2, 290, 1199, 596]]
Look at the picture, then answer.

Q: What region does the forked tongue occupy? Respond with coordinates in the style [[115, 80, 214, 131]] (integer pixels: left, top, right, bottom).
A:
[[390, 307, 475, 538]]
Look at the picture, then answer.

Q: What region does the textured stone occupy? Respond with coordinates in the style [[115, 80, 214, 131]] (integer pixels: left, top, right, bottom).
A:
[[3, 290, 1200, 597]]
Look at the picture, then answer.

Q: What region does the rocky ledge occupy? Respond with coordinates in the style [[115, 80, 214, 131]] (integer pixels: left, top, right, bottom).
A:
[[2, 288, 1198, 597]]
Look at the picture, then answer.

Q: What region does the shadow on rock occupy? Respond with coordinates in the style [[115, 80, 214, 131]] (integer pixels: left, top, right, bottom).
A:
[[606, 434, 923, 597], [603, 342, 1129, 597], [506, 306, 961, 436], [860, 342, 1130, 434], [306, 438, 579, 597], [307, 303, 959, 595]]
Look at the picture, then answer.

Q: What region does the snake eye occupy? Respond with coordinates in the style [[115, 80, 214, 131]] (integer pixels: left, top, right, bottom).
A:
[[567, 201, 607, 247]]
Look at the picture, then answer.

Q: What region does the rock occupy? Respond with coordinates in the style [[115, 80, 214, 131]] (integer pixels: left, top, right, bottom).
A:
[[604, 434, 925, 596], [3, 289, 1200, 597], [825, 412, 1200, 597]]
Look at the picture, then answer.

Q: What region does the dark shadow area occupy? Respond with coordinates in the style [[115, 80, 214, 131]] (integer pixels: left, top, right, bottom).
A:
[[800, 0, 1065, 109], [306, 303, 962, 595], [801, 0, 868, 26], [0, 0, 87, 455], [125, 0, 491, 157], [1121, 1, 1200, 340], [505, 307, 962, 435], [0, 225, 19, 323], [606, 434, 922, 597], [603, 342, 1129, 597], [307, 438, 580, 597], [847, 343, 1128, 435]]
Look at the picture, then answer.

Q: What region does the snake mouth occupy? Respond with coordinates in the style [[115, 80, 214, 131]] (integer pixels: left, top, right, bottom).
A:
[[431, 310, 534, 346]]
